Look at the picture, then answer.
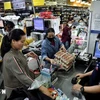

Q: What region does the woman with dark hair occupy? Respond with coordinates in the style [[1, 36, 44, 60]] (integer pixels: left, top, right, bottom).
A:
[[1, 20, 15, 58], [41, 28, 66, 64], [3, 29, 54, 99], [3, 20, 15, 33]]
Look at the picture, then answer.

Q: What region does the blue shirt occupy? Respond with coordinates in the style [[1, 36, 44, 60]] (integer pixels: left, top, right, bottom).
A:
[[89, 62, 100, 86], [41, 36, 63, 64]]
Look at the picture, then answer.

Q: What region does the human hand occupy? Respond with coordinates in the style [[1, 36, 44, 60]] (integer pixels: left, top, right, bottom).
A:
[[76, 73, 85, 79], [27, 51, 38, 59], [72, 84, 82, 91], [39, 86, 56, 99], [60, 45, 66, 52], [73, 39, 77, 44], [50, 59, 56, 65]]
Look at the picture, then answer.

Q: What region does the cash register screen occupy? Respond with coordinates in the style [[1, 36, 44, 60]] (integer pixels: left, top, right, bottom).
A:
[[33, 18, 44, 32], [94, 41, 100, 58]]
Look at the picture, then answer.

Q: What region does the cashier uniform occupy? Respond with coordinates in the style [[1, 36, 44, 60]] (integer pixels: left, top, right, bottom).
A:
[[84, 62, 100, 100], [3, 48, 35, 98]]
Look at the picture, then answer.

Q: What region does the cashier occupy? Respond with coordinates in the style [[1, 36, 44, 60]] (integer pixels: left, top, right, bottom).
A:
[[41, 28, 66, 64], [72, 34, 100, 100]]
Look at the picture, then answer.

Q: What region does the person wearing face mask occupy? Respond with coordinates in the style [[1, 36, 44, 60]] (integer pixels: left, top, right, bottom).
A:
[[61, 21, 71, 50], [68, 20, 73, 27], [76, 19, 87, 32], [79, 22, 84, 26], [41, 28, 66, 64], [17, 18, 23, 26], [78, 19, 85, 26], [72, 34, 100, 100]]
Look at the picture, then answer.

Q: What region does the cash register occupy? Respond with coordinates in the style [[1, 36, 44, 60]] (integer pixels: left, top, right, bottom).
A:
[[75, 51, 92, 66], [91, 40, 100, 70], [78, 40, 100, 73]]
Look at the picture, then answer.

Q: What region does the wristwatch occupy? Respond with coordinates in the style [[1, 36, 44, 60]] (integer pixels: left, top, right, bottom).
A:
[[80, 86, 84, 93]]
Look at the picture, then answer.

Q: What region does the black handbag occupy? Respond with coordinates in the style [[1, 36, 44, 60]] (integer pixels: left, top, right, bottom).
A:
[[7, 88, 53, 100]]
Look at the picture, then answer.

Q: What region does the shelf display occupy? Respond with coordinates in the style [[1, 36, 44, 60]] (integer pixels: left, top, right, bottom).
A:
[[34, 5, 88, 24], [71, 28, 87, 53], [39, 11, 56, 19]]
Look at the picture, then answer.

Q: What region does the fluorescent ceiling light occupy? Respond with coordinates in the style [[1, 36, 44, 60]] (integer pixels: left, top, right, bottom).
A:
[[70, 0, 75, 2], [76, 0, 81, 3]]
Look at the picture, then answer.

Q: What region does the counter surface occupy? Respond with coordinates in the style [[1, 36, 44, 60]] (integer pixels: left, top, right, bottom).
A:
[[54, 65, 86, 100]]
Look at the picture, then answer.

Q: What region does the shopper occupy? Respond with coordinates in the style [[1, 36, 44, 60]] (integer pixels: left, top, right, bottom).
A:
[[72, 34, 100, 100], [17, 17, 23, 26], [1, 20, 15, 58], [41, 28, 66, 64], [61, 22, 71, 49], [2, 29, 54, 99], [3, 20, 15, 35], [77, 19, 87, 28], [71, 19, 79, 26]]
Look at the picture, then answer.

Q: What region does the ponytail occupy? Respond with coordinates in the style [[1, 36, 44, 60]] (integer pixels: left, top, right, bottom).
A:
[[1, 35, 11, 58], [1, 29, 25, 58]]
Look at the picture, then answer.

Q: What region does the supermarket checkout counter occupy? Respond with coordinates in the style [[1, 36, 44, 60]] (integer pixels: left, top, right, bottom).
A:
[[53, 65, 87, 100], [41, 53, 93, 100], [53, 53, 93, 100], [40, 57, 92, 100], [22, 40, 93, 100]]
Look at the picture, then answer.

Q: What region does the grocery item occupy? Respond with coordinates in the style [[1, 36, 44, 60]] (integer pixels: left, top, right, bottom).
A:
[[39, 11, 56, 19], [54, 50, 75, 71]]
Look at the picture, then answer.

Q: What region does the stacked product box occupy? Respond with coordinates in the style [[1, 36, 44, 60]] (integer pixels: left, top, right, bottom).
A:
[[54, 50, 75, 71]]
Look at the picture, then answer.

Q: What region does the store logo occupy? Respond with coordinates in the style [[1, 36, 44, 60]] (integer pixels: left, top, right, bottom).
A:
[[0, 89, 6, 94]]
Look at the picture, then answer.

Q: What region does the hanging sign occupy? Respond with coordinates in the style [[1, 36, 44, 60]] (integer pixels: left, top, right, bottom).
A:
[[4, 2, 12, 10], [32, 0, 45, 6]]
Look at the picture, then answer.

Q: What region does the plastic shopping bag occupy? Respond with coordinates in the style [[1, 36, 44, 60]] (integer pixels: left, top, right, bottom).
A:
[[28, 74, 51, 90]]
